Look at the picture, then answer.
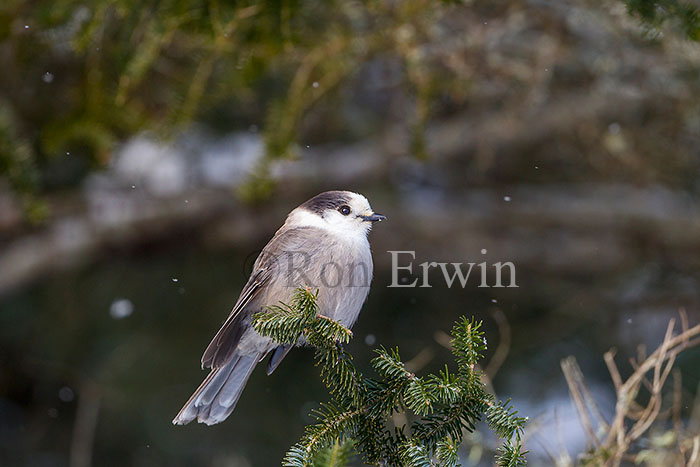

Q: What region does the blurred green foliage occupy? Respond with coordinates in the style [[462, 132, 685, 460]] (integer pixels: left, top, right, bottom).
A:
[[626, 0, 700, 39], [0, 0, 446, 196], [0, 0, 698, 200]]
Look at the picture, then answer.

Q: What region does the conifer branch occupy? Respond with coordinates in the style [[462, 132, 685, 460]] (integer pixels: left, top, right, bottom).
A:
[[486, 399, 527, 441], [435, 438, 460, 467], [313, 440, 356, 467], [252, 287, 528, 466], [495, 440, 528, 467], [398, 439, 433, 467]]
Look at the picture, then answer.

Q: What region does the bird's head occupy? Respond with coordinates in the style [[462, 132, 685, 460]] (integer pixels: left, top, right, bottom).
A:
[[287, 190, 385, 237]]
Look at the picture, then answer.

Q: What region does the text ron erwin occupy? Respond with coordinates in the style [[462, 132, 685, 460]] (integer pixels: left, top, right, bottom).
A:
[[388, 251, 518, 288]]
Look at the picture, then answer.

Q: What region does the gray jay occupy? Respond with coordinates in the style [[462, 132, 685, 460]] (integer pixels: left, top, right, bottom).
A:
[[173, 190, 385, 425]]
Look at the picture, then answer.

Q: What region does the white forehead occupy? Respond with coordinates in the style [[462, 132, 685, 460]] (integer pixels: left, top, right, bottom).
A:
[[345, 192, 371, 211]]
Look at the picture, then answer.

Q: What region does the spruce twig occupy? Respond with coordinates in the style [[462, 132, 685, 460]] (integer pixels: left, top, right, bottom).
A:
[[253, 287, 528, 466]]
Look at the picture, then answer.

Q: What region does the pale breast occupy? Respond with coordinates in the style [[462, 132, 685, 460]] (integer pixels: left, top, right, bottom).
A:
[[314, 234, 373, 328], [237, 226, 373, 354]]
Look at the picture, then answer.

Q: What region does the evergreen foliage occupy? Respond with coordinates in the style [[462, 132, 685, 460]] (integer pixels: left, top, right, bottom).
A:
[[1, 0, 698, 205], [252, 287, 528, 467], [312, 440, 357, 467], [625, 0, 700, 39]]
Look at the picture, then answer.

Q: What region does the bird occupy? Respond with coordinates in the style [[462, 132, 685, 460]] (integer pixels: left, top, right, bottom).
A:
[[173, 190, 385, 425]]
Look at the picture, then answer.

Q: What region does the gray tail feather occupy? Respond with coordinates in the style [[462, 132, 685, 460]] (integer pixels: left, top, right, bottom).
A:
[[173, 352, 260, 426], [266, 344, 293, 375]]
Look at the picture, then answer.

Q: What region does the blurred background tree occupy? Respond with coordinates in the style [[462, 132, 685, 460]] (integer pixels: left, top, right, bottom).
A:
[[1, 0, 699, 203]]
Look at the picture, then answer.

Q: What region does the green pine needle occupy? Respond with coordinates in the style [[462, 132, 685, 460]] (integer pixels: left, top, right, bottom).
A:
[[486, 399, 527, 441], [404, 380, 436, 416], [313, 440, 356, 467], [271, 287, 527, 467], [399, 440, 433, 467], [435, 437, 460, 467], [496, 440, 528, 467], [450, 317, 487, 373]]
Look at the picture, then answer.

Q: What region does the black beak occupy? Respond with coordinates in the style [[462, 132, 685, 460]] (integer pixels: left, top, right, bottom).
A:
[[360, 213, 386, 222]]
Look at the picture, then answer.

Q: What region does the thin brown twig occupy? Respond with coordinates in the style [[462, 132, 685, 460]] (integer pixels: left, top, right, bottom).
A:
[[484, 307, 511, 380], [69, 379, 102, 467], [604, 349, 623, 393], [562, 311, 700, 466], [561, 356, 601, 448], [571, 357, 609, 430], [689, 435, 700, 466], [601, 321, 700, 466], [627, 357, 655, 394], [673, 370, 684, 457], [637, 344, 647, 367]]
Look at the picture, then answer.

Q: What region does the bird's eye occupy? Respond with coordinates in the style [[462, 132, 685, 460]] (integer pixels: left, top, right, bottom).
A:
[[339, 205, 351, 216]]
